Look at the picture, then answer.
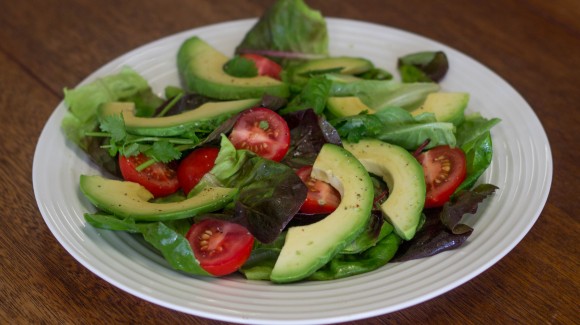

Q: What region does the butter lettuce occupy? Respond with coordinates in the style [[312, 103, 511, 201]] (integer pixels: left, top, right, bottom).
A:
[[61, 67, 162, 151]]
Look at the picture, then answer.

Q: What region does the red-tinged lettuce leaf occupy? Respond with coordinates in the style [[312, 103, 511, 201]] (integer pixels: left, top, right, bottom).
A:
[[229, 156, 308, 243], [282, 108, 342, 169], [441, 183, 499, 234], [393, 183, 498, 262], [195, 136, 307, 244], [393, 215, 471, 262]]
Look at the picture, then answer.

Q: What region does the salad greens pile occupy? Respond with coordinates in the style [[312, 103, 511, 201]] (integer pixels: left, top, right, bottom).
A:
[[62, 0, 500, 282]]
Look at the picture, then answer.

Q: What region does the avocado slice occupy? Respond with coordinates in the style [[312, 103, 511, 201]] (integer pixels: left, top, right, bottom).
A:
[[410, 92, 469, 126], [289, 56, 374, 85], [98, 98, 261, 137], [177, 36, 289, 100], [326, 96, 376, 118], [80, 175, 237, 221], [270, 144, 374, 283], [344, 139, 425, 240]]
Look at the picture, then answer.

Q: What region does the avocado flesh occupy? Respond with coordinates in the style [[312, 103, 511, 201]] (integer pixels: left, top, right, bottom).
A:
[[290, 56, 374, 85], [326, 96, 376, 118], [99, 98, 260, 137], [270, 144, 374, 283], [344, 139, 425, 240], [80, 175, 237, 221], [177, 36, 289, 100], [411, 92, 469, 125]]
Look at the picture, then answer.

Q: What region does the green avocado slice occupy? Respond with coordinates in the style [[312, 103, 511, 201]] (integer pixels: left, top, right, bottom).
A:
[[270, 144, 374, 283], [98, 98, 261, 137], [344, 139, 426, 240], [80, 175, 237, 221], [289, 56, 374, 85], [410, 92, 469, 126], [177, 36, 289, 100]]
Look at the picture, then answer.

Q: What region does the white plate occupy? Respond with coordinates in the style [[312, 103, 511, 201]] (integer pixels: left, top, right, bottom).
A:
[[33, 18, 552, 324]]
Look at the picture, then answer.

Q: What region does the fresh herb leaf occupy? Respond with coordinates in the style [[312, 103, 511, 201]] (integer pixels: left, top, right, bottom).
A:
[[147, 140, 182, 163], [99, 114, 126, 142]]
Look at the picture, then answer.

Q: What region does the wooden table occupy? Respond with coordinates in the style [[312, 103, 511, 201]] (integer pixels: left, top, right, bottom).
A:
[[1, 0, 578, 324]]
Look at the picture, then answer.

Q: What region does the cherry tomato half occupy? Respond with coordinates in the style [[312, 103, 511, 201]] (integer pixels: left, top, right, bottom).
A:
[[296, 166, 341, 214], [118, 153, 180, 198], [177, 147, 220, 195], [416, 145, 467, 208], [229, 107, 290, 161], [186, 218, 254, 276], [240, 54, 283, 80]]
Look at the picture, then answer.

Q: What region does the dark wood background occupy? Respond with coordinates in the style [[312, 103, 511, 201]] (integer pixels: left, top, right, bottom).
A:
[[1, 0, 578, 324]]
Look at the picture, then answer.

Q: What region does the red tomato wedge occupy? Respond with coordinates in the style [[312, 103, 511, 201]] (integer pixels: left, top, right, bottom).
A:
[[416, 145, 467, 208], [229, 107, 290, 161], [296, 166, 341, 214], [240, 53, 283, 80], [118, 153, 179, 198], [177, 147, 219, 195], [186, 219, 254, 276]]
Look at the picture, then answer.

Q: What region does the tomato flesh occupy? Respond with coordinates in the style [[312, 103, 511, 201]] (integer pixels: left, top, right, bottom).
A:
[[240, 54, 282, 80], [229, 107, 290, 161], [118, 153, 179, 198], [296, 166, 341, 214], [177, 147, 219, 195], [186, 219, 254, 276], [416, 145, 467, 208]]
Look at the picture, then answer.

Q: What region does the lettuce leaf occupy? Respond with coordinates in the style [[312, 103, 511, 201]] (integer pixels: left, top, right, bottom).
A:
[[455, 114, 501, 191], [327, 75, 440, 110], [331, 107, 456, 150], [393, 183, 498, 262], [194, 136, 307, 243], [235, 0, 328, 64], [84, 214, 210, 276], [61, 66, 163, 151]]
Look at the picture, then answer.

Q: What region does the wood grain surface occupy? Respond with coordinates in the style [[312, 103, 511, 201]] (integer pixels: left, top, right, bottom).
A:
[[1, 0, 578, 324]]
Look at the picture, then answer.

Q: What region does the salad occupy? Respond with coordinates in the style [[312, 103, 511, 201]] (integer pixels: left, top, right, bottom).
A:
[[61, 0, 500, 283]]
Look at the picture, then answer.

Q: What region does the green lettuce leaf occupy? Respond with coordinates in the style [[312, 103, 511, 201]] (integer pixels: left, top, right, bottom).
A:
[[331, 107, 456, 150], [84, 214, 210, 276], [61, 67, 162, 151], [327, 75, 440, 111], [235, 0, 328, 64], [455, 114, 501, 191]]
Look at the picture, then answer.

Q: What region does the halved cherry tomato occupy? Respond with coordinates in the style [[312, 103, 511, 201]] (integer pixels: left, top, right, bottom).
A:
[[177, 147, 219, 195], [118, 153, 179, 198], [240, 53, 283, 80], [229, 107, 290, 161], [186, 218, 254, 276], [416, 145, 467, 208], [296, 166, 341, 214]]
